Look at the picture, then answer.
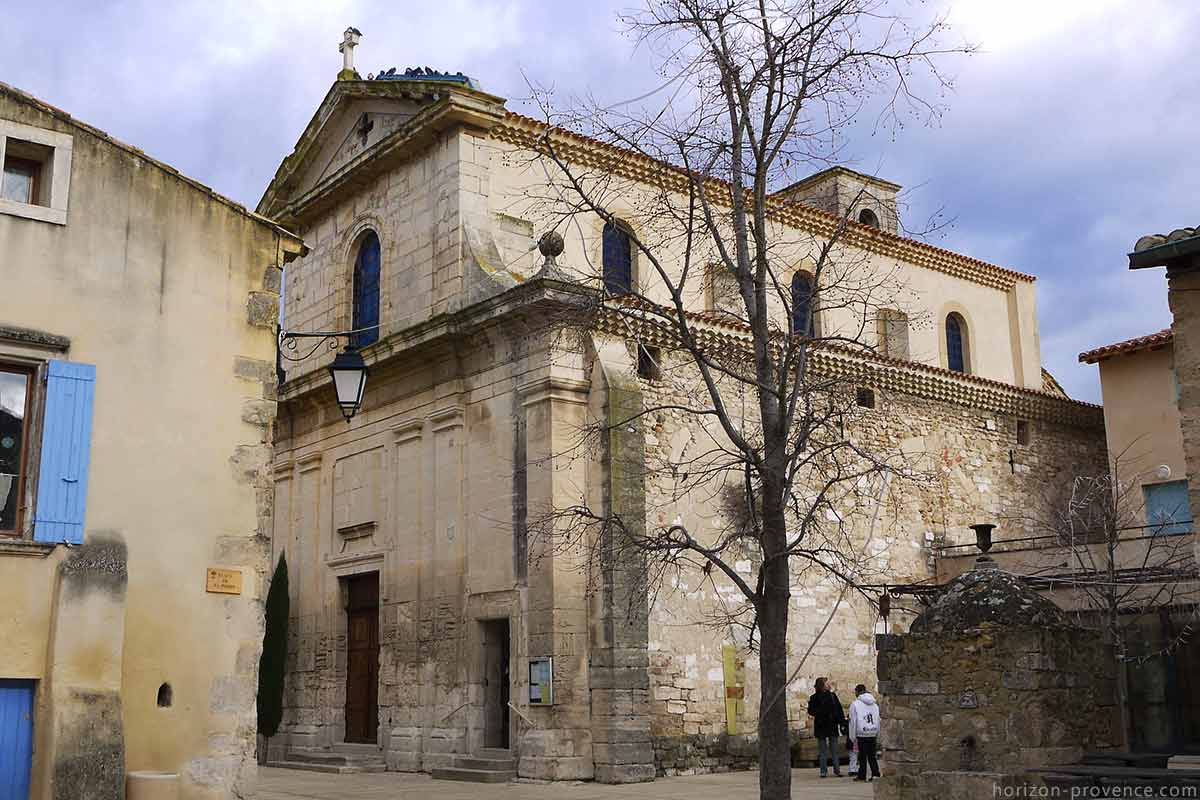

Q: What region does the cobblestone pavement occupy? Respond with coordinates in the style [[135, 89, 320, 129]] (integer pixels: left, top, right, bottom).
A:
[[259, 767, 875, 799]]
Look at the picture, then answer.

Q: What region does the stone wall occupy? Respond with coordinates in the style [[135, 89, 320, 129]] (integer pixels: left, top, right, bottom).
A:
[[635, 345, 1108, 771], [653, 733, 758, 777]]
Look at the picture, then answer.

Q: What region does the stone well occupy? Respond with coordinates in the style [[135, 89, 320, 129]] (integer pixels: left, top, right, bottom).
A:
[[874, 559, 1121, 799]]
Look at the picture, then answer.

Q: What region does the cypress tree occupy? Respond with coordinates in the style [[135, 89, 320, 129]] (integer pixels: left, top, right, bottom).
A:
[[257, 554, 289, 740]]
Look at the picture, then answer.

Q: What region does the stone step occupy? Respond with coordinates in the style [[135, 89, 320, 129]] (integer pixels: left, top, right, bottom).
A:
[[280, 748, 386, 770], [431, 767, 514, 783], [331, 742, 385, 757], [265, 760, 386, 775], [477, 748, 513, 761], [287, 751, 354, 765], [455, 757, 516, 771]]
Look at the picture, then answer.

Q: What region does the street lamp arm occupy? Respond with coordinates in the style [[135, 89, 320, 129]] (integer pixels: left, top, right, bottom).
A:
[[276, 327, 373, 422]]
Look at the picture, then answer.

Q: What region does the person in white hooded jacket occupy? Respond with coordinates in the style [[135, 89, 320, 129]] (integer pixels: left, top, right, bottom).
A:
[[848, 684, 881, 781]]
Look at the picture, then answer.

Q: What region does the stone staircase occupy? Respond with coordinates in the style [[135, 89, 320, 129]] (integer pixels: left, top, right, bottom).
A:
[[266, 742, 387, 774], [431, 748, 516, 783]]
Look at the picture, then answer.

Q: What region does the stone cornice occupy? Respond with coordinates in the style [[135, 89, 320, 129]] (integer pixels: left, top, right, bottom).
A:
[[595, 302, 1104, 429], [494, 113, 1034, 292], [517, 376, 592, 407], [278, 275, 592, 405], [0, 323, 70, 353]]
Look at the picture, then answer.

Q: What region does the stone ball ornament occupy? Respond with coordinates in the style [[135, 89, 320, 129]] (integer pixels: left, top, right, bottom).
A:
[[538, 230, 565, 260]]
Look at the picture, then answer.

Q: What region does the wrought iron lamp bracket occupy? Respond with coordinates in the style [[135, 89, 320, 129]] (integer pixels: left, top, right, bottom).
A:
[[278, 329, 357, 362]]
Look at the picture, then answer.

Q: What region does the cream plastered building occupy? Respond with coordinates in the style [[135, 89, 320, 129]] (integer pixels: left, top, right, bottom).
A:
[[260, 61, 1108, 781], [0, 83, 304, 799], [1079, 329, 1190, 531]]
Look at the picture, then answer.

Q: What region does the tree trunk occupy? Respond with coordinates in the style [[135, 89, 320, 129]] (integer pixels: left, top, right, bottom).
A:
[[758, 507, 792, 800]]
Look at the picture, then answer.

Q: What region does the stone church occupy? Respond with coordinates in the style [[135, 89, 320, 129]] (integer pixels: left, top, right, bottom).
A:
[[259, 39, 1108, 781]]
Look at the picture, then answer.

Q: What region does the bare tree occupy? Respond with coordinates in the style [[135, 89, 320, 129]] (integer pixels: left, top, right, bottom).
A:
[[514, 2, 970, 797], [1024, 459, 1200, 751]]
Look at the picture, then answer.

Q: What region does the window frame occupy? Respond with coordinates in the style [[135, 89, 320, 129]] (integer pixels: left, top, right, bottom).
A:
[[0, 362, 36, 538], [2, 155, 41, 206], [0, 120, 73, 226], [945, 312, 970, 374], [1142, 480, 1193, 536], [790, 270, 818, 337], [636, 343, 662, 382], [351, 230, 382, 349], [602, 219, 635, 295]]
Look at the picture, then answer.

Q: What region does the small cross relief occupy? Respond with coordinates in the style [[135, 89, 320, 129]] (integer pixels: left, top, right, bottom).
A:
[[357, 113, 374, 146]]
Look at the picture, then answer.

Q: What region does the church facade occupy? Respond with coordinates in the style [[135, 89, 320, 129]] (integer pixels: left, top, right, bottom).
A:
[[260, 58, 1107, 781]]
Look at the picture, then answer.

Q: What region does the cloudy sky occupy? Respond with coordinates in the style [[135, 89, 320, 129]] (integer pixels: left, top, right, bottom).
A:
[[2, 0, 1195, 402]]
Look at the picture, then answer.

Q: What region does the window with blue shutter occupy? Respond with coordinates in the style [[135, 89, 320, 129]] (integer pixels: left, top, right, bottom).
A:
[[1143, 480, 1193, 535], [602, 221, 633, 295], [353, 232, 381, 348], [33, 360, 96, 544]]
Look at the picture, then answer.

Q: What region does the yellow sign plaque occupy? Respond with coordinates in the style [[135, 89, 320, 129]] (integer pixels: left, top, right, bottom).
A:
[[205, 568, 243, 595]]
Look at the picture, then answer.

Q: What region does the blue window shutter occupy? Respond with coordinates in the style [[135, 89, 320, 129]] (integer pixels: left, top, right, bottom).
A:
[[1143, 480, 1193, 535], [33, 361, 96, 544]]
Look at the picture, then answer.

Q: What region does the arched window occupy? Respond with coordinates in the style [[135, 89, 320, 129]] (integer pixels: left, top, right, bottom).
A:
[[602, 220, 633, 295], [946, 312, 969, 373], [352, 231, 381, 348], [791, 271, 816, 336], [858, 208, 880, 228]]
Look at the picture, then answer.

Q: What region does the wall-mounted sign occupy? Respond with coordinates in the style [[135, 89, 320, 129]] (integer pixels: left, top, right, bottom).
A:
[[205, 567, 243, 595], [529, 657, 554, 706], [958, 689, 978, 709]]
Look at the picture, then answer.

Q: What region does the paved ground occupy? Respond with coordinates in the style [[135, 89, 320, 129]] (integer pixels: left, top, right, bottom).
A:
[[259, 766, 875, 799]]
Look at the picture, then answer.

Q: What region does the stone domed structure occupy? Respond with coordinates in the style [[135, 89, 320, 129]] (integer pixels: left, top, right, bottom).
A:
[[908, 560, 1070, 634]]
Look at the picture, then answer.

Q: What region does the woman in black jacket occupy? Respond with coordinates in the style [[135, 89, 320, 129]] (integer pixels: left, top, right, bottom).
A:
[[806, 677, 847, 777]]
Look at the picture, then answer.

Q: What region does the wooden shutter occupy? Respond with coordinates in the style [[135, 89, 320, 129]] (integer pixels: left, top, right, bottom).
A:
[[33, 360, 96, 544]]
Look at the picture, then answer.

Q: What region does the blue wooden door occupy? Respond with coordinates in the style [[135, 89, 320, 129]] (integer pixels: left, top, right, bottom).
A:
[[353, 233, 381, 348], [0, 680, 34, 800]]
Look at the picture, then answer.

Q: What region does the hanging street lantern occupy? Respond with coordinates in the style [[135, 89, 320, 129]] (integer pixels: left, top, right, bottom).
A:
[[327, 345, 369, 422], [278, 326, 373, 424]]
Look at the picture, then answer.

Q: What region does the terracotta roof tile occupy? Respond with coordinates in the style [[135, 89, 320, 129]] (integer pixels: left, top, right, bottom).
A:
[[1134, 228, 1200, 252], [1078, 329, 1172, 363]]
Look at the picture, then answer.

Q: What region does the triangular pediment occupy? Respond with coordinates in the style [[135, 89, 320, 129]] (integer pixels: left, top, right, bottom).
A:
[[258, 78, 507, 223], [294, 98, 424, 198]]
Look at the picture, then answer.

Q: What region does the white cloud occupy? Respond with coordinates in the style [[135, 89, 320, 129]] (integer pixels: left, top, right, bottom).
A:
[[2, 0, 1195, 404]]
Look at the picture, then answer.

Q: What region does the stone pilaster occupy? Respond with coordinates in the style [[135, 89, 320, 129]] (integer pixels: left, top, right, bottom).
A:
[[1167, 266, 1200, 565], [588, 339, 655, 783], [517, 372, 595, 780], [40, 535, 128, 800]]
